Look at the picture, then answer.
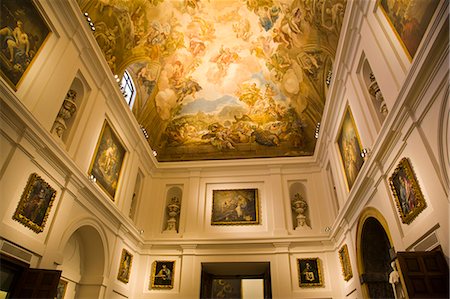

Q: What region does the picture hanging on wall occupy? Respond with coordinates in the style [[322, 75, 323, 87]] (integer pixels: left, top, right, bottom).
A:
[[55, 279, 68, 299], [12, 173, 57, 233], [117, 249, 133, 284], [88, 120, 126, 200], [378, 0, 440, 60], [297, 258, 323, 287], [211, 188, 259, 225], [338, 244, 353, 281], [389, 157, 427, 224], [150, 260, 175, 289], [337, 106, 365, 191], [0, 0, 51, 90]]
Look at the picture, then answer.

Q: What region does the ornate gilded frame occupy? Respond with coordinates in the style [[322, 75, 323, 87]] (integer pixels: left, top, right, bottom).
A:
[[389, 157, 427, 224], [117, 249, 133, 283], [338, 244, 353, 281], [211, 188, 260, 225], [297, 257, 323, 287], [12, 173, 56, 233], [150, 260, 175, 289]]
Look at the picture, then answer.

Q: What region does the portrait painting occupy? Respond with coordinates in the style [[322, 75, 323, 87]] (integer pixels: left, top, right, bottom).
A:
[[378, 0, 440, 60], [150, 260, 175, 289], [297, 258, 323, 287], [338, 244, 353, 281], [389, 157, 427, 224], [337, 106, 364, 191], [211, 189, 259, 225], [212, 279, 241, 299], [89, 120, 126, 200], [12, 173, 57, 233], [0, 0, 51, 90], [117, 249, 133, 284], [55, 279, 68, 299]]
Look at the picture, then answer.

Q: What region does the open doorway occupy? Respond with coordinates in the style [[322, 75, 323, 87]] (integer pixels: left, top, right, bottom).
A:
[[200, 262, 271, 299]]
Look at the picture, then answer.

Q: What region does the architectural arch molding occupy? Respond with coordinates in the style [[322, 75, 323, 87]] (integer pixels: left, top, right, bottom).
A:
[[438, 86, 449, 198]]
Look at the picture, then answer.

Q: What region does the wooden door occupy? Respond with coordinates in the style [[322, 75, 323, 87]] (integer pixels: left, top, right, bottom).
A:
[[9, 268, 61, 298]]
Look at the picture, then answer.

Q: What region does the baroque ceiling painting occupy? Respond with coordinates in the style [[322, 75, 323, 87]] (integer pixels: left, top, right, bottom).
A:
[[78, 0, 346, 162]]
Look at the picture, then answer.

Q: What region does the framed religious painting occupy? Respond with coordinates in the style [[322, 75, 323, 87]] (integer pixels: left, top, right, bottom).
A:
[[338, 244, 353, 281], [337, 106, 364, 191], [0, 0, 51, 90], [297, 258, 323, 287], [117, 249, 133, 284], [212, 279, 241, 299], [211, 188, 259, 225], [55, 279, 68, 299], [378, 0, 440, 60], [389, 157, 427, 224], [150, 260, 175, 289], [12, 173, 57, 233], [88, 120, 126, 200]]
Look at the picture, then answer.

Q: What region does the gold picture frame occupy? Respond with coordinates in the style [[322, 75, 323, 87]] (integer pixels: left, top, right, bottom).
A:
[[117, 249, 133, 284], [12, 173, 56, 233], [150, 260, 175, 289], [378, 0, 440, 60], [88, 120, 126, 200], [56, 279, 68, 299], [389, 157, 427, 224], [211, 188, 260, 225], [0, 0, 51, 90], [338, 244, 353, 281], [297, 258, 323, 287], [337, 106, 365, 191]]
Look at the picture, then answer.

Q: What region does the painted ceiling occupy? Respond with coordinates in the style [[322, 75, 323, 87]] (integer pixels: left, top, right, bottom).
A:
[[78, 0, 346, 162]]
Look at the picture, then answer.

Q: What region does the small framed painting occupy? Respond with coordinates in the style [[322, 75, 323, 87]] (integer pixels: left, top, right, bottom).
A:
[[0, 0, 51, 90], [12, 173, 57, 233], [150, 260, 175, 289], [337, 106, 365, 191], [211, 188, 259, 225], [55, 279, 68, 299], [117, 249, 133, 283], [297, 258, 323, 287], [389, 157, 427, 224], [378, 0, 440, 60], [88, 120, 126, 200], [338, 244, 353, 281]]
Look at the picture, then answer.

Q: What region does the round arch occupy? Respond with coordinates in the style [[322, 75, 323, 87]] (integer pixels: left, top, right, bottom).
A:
[[356, 207, 395, 299]]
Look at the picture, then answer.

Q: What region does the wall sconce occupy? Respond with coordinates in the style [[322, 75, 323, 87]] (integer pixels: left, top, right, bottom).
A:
[[360, 147, 371, 159], [83, 12, 95, 31], [314, 122, 321, 139], [88, 174, 96, 183], [140, 125, 149, 139], [152, 150, 158, 157], [326, 70, 333, 86], [324, 226, 331, 232], [138, 229, 144, 235]]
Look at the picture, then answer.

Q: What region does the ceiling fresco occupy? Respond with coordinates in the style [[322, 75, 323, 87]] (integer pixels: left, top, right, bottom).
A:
[[78, 0, 346, 162]]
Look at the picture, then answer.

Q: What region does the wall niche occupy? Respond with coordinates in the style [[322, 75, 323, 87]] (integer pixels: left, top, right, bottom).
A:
[[288, 182, 311, 231], [162, 185, 183, 234]]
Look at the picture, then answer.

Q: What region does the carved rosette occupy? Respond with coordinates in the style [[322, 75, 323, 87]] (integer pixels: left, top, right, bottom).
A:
[[291, 193, 311, 230], [51, 90, 77, 139]]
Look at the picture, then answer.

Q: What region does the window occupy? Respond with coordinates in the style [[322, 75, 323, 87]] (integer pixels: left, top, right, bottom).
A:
[[121, 70, 136, 108]]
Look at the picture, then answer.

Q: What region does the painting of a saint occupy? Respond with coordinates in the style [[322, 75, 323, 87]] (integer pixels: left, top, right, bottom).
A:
[[89, 120, 126, 200], [389, 158, 427, 224], [337, 106, 364, 191], [379, 0, 440, 59], [338, 244, 353, 281], [211, 189, 259, 225], [117, 249, 133, 283], [0, 0, 51, 90], [297, 258, 323, 287], [13, 173, 56, 233], [150, 261, 175, 289]]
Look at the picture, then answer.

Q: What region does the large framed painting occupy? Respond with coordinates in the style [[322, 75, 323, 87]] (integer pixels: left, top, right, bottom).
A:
[[389, 157, 427, 224], [212, 279, 241, 299], [211, 189, 259, 225], [150, 260, 175, 289], [337, 106, 364, 191], [56, 279, 68, 299], [297, 258, 323, 287], [88, 120, 126, 200], [378, 0, 440, 60], [338, 244, 353, 281], [0, 0, 51, 90], [117, 249, 133, 284], [12, 173, 56, 233]]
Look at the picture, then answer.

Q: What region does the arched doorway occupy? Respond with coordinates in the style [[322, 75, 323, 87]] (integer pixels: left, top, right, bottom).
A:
[[60, 224, 107, 299], [356, 208, 395, 299]]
